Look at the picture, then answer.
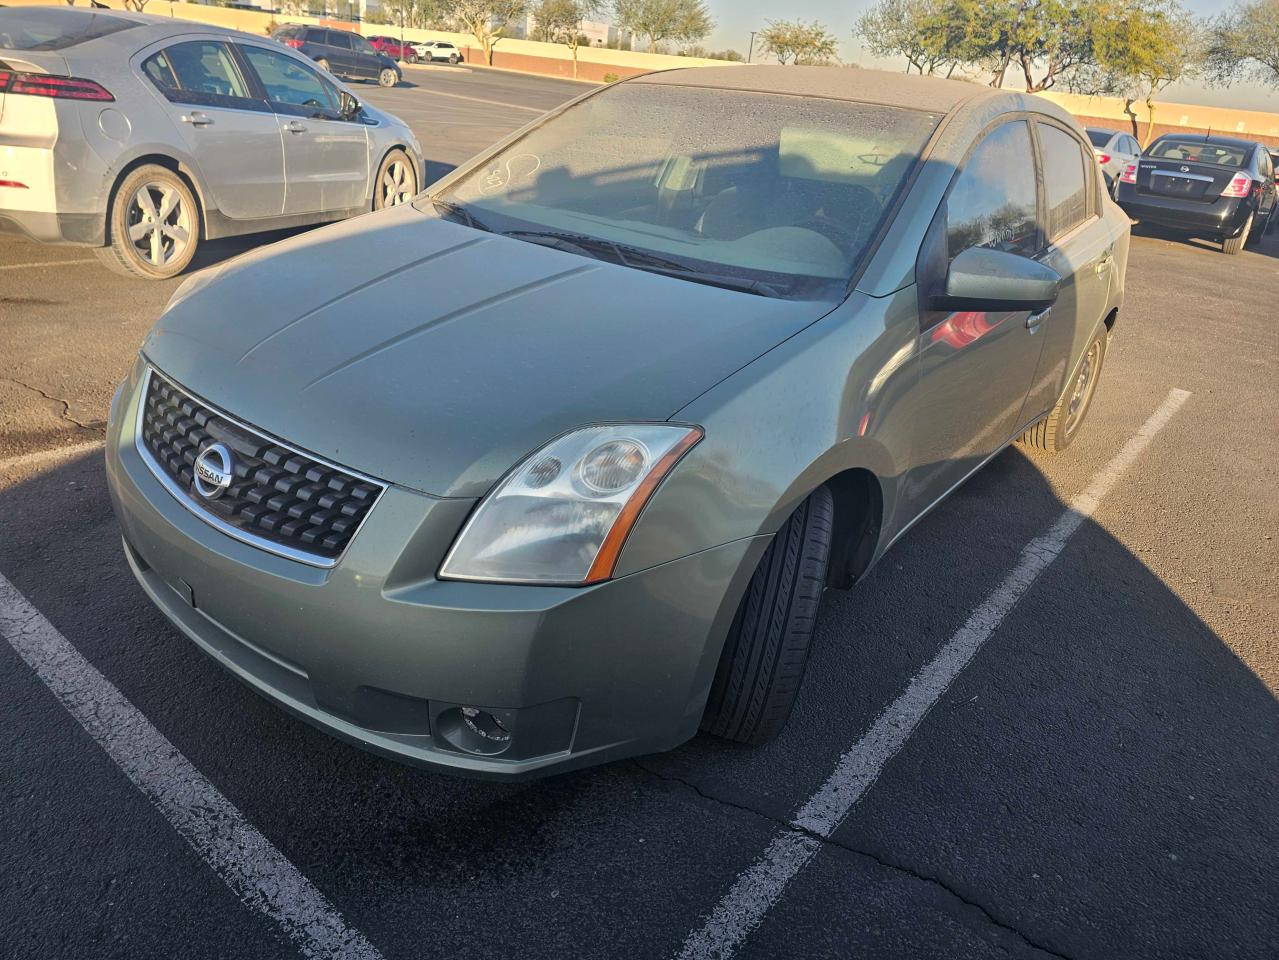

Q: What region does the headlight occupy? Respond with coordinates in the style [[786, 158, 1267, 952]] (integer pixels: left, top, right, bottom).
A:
[[439, 424, 702, 585]]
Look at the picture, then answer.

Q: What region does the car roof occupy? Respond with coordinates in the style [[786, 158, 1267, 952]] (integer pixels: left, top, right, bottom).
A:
[[634, 65, 1008, 115], [1153, 132, 1261, 150], [1087, 126, 1123, 135], [5, 6, 283, 49]]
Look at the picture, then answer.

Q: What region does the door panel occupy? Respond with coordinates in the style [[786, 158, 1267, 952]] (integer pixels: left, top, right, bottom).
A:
[[137, 41, 285, 221], [238, 44, 369, 215], [350, 34, 383, 79], [902, 120, 1047, 519]]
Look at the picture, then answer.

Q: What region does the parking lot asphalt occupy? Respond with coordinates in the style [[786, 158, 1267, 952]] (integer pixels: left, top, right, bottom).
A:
[[2, 67, 1277, 960]]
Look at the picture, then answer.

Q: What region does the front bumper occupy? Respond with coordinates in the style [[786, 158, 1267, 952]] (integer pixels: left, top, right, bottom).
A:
[[1117, 186, 1251, 237], [105, 366, 764, 779]]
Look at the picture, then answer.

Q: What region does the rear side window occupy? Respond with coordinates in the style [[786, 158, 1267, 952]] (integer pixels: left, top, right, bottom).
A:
[[1038, 124, 1090, 240], [142, 41, 262, 110], [946, 120, 1039, 260], [327, 31, 353, 50], [0, 9, 140, 50], [303, 28, 326, 43], [1086, 130, 1112, 148]]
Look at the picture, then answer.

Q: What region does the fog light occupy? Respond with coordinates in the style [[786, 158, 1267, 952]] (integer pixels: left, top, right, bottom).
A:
[[461, 706, 511, 743]]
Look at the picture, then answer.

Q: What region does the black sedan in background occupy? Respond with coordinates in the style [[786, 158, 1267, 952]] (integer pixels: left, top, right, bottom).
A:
[[1117, 133, 1277, 254]]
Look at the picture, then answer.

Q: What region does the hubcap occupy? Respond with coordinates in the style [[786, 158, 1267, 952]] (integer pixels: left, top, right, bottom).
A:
[[127, 182, 190, 267], [1065, 340, 1100, 436], [381, 160, 414, 206]]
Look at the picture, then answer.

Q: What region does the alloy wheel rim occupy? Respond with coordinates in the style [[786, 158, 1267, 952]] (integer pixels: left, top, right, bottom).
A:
[[127, 181, 191, 267], [381, 160, 414, 206], [1065, 340, 1100, 436]]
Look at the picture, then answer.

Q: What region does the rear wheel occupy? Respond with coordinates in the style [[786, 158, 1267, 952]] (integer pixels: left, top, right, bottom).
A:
[[378, 67, 397, 87], [1020, 331, 1106, 453], [1223, 212, 1252, 254], [702, 486, 834, 745], [373, 149, 417, 210], [96, 164, 198, 280]]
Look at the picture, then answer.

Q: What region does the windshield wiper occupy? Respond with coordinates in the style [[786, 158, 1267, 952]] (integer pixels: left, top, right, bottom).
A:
[[502, 229, 782, 297], [431, 199, 493, 233]]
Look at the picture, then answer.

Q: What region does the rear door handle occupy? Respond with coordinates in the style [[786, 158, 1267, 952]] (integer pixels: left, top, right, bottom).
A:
[[285, 120, 307, 134], [1095, 249, 1114, 275], [180, 111, 212, 126]]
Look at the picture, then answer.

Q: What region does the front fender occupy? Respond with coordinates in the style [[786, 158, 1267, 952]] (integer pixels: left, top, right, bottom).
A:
[[613, 287, 921, 579]]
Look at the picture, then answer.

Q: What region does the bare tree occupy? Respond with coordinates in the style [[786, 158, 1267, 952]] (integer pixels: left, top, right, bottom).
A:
[[449, 0, 530, 64]]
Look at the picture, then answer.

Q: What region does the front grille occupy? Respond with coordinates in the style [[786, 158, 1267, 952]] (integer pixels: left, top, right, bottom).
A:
[[137, 369, 384, 565]]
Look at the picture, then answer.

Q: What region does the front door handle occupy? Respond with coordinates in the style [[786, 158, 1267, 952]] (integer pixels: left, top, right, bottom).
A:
[[1026, 307, 1050, 334], [180, 111, 212, 126], [284, 120, 307, 134]]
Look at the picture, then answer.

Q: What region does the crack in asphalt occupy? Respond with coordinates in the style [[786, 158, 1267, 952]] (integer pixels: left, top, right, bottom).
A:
[[1, 377, 105, 433], [628, 759, 1073, 960]]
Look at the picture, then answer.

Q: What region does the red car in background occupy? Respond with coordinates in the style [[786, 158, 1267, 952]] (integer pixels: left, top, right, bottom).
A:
[[367, 36, 418, 62]]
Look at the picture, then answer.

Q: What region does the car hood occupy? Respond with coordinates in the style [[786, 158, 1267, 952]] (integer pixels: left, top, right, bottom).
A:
[[145, 206, 830, 498]]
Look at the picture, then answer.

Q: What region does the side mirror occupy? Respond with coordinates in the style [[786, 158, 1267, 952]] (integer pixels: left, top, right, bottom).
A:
[[932, 246, 1060, 313], [340, 92, 360, 121]]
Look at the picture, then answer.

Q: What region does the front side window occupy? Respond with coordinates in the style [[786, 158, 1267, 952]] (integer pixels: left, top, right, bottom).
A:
[[1039, 124, 1089, 240], [240, 45, 340, 118], [352, 35, 377, 55], [428, 83, 940, 300], [946, 120, 1039, 260], [142, 41, 256, 109]]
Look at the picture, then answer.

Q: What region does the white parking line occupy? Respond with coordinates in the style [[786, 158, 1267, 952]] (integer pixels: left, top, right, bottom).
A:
[[0, 440, 104, 475], [0, 258, 97, 271], [0, 573, 385, 960], [676, 386, 1193, 960], [409, 87, 547, 114]]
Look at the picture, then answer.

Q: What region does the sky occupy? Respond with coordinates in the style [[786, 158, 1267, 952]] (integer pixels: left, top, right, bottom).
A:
[[701, 0, 1277, 112]]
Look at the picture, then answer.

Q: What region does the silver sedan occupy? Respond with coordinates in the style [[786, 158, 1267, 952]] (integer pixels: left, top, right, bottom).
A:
[[0, 7, 424, 279]]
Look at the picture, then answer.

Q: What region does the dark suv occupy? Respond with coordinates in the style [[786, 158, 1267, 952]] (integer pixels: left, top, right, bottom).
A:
[[273, 25, 401, 87]]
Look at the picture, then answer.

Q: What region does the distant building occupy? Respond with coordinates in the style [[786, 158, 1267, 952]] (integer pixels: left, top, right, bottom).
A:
[[522, 14, 632, 49]]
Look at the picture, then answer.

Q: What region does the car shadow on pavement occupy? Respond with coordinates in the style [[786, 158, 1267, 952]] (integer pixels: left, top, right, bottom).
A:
[[1, 445, 1276, 959], [1131, 219, 1279, 259]]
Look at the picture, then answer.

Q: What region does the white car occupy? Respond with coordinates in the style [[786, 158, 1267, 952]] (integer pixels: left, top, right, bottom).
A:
[[410, 40, 462, 64], [1086, 127, 1141, 198]]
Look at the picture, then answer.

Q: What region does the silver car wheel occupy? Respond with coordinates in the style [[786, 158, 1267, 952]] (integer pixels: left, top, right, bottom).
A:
[[127, 181, 192, 267], [381, 159, 415, 207]]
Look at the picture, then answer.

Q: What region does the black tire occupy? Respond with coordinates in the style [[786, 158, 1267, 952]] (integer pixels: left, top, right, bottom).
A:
[[96, 164, 199, 280], [372, 148, 418, 210], [1266, 208, 1277, 235], [378, 67, 397, 87], [1246, 210, 1265, 246], [702, 486, 834, 745], [1020, 331, 1106, 453], [405, 52, 417, 64], [316, 57, 331, 74], [449, 53, 460, 64], [1223, 213, 1252, 254]]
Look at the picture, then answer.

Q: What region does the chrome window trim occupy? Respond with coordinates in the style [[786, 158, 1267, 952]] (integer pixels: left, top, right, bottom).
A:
[[133, 365, 387, 569], [1149, 169, 1215, 183]]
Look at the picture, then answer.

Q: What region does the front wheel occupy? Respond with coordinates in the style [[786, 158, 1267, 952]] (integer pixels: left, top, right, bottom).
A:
[[96, 164, 198, 280], [373, 149, 417, 210], [448, 53, 460, 64], [702, 486, 834, 745], [1020, 331, 1106, 453], [378, 67, 397, 87]]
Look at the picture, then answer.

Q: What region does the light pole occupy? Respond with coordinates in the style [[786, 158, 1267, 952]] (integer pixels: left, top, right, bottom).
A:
[[747, 30, 756, 63]]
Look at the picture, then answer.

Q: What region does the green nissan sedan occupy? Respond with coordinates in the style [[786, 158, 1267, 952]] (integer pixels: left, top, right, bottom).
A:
[[105, 66, 1130, 778]]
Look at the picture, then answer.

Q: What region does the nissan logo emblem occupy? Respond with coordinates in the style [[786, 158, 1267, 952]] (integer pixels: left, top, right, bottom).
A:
[[193, 442, 234, 500]]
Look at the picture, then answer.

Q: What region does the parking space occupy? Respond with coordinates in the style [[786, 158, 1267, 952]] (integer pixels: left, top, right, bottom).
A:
[[2, 67, 1277, 960]]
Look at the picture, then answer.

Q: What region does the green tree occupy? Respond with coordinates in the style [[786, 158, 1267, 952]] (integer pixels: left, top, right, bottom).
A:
[[856, 0, 990, 77], [1204, 0, 1279, 88], [532, 0, 605, 75], [758, 19, 840, 65], [974, 0, 1109, 91], [1079, 0, 1201, 144], [613, 0, 713, 54], [448, 0, 530, 63]]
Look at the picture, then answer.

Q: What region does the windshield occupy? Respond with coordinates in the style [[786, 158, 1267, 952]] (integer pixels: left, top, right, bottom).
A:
[[426, 83, 940, 300], [0, 9, 139, 51], [1149, 138, 1249, 167], [1086, 130, 1114, 148]]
